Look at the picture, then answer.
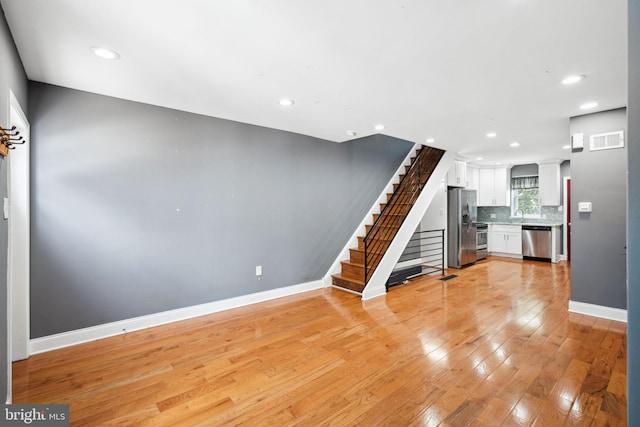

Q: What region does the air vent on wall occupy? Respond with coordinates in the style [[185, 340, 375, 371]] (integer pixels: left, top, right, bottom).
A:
[[590, 131, 624, 151]]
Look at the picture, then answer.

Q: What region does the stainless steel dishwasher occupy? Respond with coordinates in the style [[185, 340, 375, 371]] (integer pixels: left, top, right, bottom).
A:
[[522, 225, 552, 261]]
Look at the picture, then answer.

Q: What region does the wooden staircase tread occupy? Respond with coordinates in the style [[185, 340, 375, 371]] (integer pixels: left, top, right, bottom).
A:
[[356, 247, 388, 253], [366, 224, 401, 229], [331, 273, 364, 284], [331, 273, 366, 293], [367, 214, 406, 225], [350, 248, 386, 255], [359, 237, 393, 244], [358, 236, 393, 242], [382, 200, 414, 204], [337, 272, 364, 282], [341, 260, 364, 267]]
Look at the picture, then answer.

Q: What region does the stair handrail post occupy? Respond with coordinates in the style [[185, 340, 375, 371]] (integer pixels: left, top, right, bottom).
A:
[[418, 150, 422, 191], [441, 229, 445, 275], [364, 235, 368, 284]]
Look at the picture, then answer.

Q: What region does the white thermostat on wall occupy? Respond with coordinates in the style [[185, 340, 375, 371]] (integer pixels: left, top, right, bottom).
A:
[[571, 133, 584, 151], [578, 202, 592, 213]]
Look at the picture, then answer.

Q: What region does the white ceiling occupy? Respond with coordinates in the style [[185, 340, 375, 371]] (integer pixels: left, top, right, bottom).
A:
[[0, 0, 627, 165]]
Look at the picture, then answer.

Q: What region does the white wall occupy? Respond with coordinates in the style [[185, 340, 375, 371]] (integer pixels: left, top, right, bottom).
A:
[[421, 180, 448, 269], [421, 180, 447, 231]]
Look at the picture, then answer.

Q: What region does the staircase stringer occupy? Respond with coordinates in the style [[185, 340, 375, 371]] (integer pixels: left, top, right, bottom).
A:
[[322, 143, 421, 288], [361, 150, 455, 300]]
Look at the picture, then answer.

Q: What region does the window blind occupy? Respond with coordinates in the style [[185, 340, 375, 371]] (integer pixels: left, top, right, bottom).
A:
[[511, 176, 539, 190]]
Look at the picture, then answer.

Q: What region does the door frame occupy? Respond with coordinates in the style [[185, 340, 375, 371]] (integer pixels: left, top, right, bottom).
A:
[[563, 176, 571, 261], [7, 89, 30, 370]]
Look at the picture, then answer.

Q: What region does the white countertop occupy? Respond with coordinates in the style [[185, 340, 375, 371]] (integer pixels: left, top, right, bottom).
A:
[[486, 222, 564, 227]]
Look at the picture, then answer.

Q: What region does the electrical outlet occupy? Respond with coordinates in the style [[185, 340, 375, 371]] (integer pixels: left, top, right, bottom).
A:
[[256, 266, 262, 276], [490, 213, 496, 219]]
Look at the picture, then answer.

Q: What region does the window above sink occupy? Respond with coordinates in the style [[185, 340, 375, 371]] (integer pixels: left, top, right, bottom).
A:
[[511, 176, 541, 218]]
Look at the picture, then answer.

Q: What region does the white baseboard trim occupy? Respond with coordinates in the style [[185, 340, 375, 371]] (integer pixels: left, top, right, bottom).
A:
[[568, 300, 628, 323], [361, 284, 386, 301], [488, 252, 523, 260], [330, 285, 362, 296], [29, 280, 323, 355]]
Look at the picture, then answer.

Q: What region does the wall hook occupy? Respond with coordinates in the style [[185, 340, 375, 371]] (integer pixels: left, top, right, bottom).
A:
[[0, 126, 27, 156]]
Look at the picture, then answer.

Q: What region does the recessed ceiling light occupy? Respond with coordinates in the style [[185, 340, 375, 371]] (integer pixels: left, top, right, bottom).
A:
[[562, 144, 571, 150], [510, 142, 520, 147], [91, 46, 120, 60], [279, 98, 295, 107], [580, 101, 598, 110], [495, 162, 502, 165], [346, 130, 357, 137], [476, 157, 483, 161], [426, 138, 435, 143], [374, 124, 386, 131], [486, 132, 497, 138], [562, 75, 584, 85]]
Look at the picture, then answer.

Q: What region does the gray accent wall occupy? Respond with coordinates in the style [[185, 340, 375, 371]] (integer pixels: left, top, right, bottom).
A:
[[569, 108, 627, 309], [627, 0, 639, 422], [28, 82, 414, 338], [0, 5, 28, 404]]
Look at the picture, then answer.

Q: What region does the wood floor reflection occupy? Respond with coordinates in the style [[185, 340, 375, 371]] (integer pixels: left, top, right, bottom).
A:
[[12, 258, 627, 426]]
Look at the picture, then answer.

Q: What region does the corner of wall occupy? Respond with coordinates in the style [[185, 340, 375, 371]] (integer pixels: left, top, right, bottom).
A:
[[568, 300, 627, 323]]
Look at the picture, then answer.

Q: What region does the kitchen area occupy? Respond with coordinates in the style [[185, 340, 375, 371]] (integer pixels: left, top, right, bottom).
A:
[[446, 159, 569, 269]]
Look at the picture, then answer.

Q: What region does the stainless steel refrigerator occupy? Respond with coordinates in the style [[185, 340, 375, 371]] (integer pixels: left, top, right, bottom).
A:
[[447, 188, 477, 268]]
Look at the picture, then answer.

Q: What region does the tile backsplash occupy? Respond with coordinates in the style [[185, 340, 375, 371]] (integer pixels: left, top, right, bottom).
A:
[[478, 206, 510, 222], [478, 206, 565, 224]]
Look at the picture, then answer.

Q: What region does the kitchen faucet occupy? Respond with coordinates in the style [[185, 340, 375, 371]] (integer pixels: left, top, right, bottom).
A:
[[515, 208, 525, 222]]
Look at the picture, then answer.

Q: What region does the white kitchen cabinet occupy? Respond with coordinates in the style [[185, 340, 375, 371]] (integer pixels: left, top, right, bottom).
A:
[[478, 167, 509, 206], [466, 165, 479, 190], [489, 224, 522, 257], [447, 160, 467, 187], [538, 162, 561, 206]]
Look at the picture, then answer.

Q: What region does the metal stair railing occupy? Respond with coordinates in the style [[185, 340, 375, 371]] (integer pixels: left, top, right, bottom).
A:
[[363, 146, 445, 283]]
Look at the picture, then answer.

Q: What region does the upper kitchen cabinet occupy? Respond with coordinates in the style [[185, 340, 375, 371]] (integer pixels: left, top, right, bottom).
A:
[[478, 167, 510, 206], [466, 165, 479, 190], [447, 160, 467, 187], [538, 162, 561, 206]]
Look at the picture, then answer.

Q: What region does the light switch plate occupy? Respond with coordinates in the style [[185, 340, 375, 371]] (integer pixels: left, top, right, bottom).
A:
[[3, 197, 8, 219], [578, 202, 592, 212]]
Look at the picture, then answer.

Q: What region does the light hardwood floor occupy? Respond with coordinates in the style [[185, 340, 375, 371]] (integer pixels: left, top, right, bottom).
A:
[[12, 258, 627, 426]]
